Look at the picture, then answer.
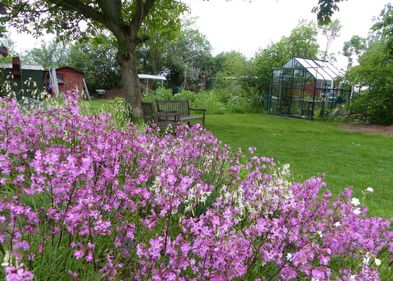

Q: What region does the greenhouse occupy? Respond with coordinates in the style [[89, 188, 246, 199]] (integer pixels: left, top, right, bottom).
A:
[[268, 57, 351, 119]]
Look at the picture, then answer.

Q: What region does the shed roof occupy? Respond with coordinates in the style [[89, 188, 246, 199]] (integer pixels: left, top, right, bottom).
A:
[[56, 66, 85, 75], [138, 74, 166, 81], [0, 63, 44, 71], [283, 57, 344, 82]]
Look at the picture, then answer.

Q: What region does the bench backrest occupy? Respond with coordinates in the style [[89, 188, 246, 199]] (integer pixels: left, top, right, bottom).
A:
[[156, 100, 190, 116], [141, 101, 155, 123]]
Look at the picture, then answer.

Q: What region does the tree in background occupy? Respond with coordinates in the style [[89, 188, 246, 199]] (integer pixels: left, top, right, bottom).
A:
[[68, 35, 121, 91], [22, 41, 69, 68], [159, 20, 214, 91], [319, 19, 342, 61], [0, 3, 8, 58], [347, 4, 393, 125], [254, 21, 319, 95], [213, 51, 255, 89], [342, 35, 367, 68]]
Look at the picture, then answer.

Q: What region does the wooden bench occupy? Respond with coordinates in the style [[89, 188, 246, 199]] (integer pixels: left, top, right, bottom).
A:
[[156, 99, 206, 126], [142, 101, 180, 130]]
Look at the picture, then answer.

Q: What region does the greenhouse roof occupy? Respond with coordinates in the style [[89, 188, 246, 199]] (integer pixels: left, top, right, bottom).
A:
[[283, 57, 343, 82]]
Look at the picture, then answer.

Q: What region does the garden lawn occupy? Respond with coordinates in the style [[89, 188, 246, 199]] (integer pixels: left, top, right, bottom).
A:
[[206, 114, 393, 218]]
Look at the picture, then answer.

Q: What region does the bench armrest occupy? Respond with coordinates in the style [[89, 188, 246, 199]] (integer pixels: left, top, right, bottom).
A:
[[189, 108, 206, 126], [189, 108, 206, 113]]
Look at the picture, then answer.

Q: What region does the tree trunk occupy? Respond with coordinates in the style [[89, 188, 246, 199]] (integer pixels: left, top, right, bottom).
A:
[[118, 42, 143, 119]]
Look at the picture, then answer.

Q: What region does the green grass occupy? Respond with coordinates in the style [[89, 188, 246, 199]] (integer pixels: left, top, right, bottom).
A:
[[206, 114, 393, 218]]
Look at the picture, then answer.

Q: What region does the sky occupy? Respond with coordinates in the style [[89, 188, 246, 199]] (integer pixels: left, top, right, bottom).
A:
[[8, 0, 392, 70], [182, 0, 390, 69]]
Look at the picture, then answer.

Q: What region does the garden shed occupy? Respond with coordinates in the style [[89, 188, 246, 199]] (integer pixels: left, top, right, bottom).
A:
[[55, 66, 85, 93], [0, 57, 45, 99], [268, 57, 351, 119]]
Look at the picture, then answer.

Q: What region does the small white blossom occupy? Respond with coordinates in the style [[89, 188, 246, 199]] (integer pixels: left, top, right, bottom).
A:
[[353, 208, 361, 215], [351, 197, 360, 206], [317, 230, 323, 238], [286, 253, 292, 261], [374, 258, 381, 266], [366, 187, 374, 193], [1, 251, 10, 267], [334, 221, 341, 227], [363, 252, 371, 265]]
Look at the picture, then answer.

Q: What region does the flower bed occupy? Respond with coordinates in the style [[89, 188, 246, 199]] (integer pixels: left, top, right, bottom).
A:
[[0, 93, 392, 280]]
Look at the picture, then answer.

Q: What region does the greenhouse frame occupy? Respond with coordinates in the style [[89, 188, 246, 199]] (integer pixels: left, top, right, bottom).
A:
[[268, 57, 352, 119]]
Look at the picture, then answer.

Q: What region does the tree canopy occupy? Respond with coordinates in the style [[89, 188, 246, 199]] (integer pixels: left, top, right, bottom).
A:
[[254, 21, 319, 94], [347, 4, 393, 125]]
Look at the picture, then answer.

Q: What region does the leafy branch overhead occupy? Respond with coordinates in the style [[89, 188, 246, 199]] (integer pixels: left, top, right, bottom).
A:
[[313, 0, 346, 25]]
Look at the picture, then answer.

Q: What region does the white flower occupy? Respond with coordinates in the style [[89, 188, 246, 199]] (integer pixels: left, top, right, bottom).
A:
[[353, 208, 361, 215], [1, 251, 10, 267], [363, 252, 371, 265], [317, 230, 323, 238], [351, 197, 360, 206], [349, 275, 356, 280], [334, 221, 341, 227], [286, 253, 292, 261], [366, 187, 374, 193], [374, 258, 381, 266]]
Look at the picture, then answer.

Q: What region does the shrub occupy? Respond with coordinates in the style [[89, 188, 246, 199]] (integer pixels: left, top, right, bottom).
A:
[[350, 90, 393, 125], [144, 87, 263, 114], [0, 92, 392, 280]]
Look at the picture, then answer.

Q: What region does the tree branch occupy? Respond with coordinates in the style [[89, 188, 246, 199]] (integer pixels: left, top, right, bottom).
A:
[[96, 0, 122, 25], [48, 0, 106, 26], [130, 0, 156, 35]]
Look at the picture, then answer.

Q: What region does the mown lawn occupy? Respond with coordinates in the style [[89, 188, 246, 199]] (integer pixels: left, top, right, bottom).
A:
[[206, 114, 393, 218]]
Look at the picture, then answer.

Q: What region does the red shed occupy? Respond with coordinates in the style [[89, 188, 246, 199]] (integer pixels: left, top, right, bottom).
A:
[[56, 67, 85, 93]]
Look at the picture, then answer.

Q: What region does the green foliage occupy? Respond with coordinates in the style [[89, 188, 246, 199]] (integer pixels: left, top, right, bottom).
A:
[[312, 0, 345, 25], [371, 3, 393, 56], [343, 35, 367, 67], [319, 19, 342, 61], [162, 20, 214, 90], [143, 87, 262, 114], [348, 43, 393, 124], [138, 3, 188, 74], [347, 4, 393, 125], [21, 35, 121, 90], [22, 41, 69, 68], [68, 36, 121, 90], [0, 29, 15, 62], [213, 51, 255, 87], [254, 21, 319, 94]]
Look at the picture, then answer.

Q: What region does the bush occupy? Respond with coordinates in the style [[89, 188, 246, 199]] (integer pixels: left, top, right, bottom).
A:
[[350, 90, 393, 125], [0, 93, 392, 280], [144, 87, 263, 114]]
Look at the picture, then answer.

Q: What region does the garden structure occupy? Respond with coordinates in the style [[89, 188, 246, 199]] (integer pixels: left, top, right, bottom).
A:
[[0, 57, 45, 99], [54, 66, 85, 94], [268, 57, 352, 119]]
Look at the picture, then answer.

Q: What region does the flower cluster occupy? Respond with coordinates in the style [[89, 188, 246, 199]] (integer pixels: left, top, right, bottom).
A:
[[0, 93, 392, 280]]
